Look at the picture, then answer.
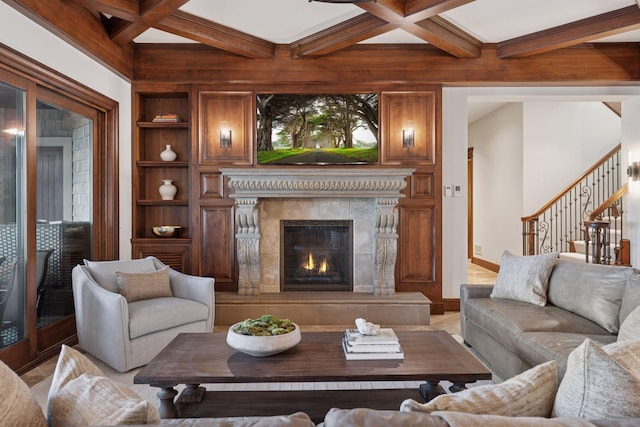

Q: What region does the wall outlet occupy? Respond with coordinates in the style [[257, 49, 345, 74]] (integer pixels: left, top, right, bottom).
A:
[[474, 244, 482, 255]]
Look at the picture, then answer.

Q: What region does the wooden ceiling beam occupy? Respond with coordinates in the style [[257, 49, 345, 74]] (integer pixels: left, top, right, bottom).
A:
[[407, 16, 481, 58], [498, 5, 640, 58], [403, 0, 476, 22], [3, 0, 133, 79], [64, 0, 140, 21], [109, 0, 189, 46], [155, 11, 275, 59], [290, 14, 393, 58]]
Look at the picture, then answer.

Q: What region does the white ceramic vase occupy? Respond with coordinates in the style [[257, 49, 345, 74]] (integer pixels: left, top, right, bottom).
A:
[[160, 144, 177, 161], [159, 179, 177, 200]]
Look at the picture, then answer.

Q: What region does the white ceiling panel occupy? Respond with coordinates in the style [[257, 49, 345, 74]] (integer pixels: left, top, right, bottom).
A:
[[178, 0, 364, 44], [441, 0, 638, 42]]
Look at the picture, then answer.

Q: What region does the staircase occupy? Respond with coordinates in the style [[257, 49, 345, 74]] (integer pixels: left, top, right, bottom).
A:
[[521, 143, 630, 266]]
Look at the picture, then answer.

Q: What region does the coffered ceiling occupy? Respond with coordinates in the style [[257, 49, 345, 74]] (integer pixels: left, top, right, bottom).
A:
[[4, 0, 640, 79]]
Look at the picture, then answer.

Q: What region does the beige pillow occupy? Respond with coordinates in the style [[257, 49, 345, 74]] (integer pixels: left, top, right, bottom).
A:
[[84, 258, 157, 293], [0, 360, 47, 427], [490, 250, 558, 306], [618, 305, 640, 342], [115, 265, 172, 302], [552, 339, 640, 420], [47, 345, 160, 426], [400, 360, 557, 417]]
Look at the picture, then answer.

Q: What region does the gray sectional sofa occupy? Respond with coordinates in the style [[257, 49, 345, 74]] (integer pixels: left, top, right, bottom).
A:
[[461, 258, 640, 381]]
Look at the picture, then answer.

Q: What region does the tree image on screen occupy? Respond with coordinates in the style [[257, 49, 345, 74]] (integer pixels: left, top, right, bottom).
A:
[[257, 94, 378, 165]]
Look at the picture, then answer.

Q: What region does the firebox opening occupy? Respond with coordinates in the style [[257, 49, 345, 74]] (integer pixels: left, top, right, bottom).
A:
[[281, 220, 353, 292]]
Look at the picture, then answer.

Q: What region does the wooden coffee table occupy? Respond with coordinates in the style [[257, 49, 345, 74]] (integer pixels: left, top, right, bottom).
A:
[[134, 330, 491, 422]]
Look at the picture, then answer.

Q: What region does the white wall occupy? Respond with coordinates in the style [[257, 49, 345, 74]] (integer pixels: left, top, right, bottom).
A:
[[469, 101, 621, 265], [522, 102, 621, 213], [443, 87, 640, 300], [469, 103, 524, 263], [0, 2, 133, 259]]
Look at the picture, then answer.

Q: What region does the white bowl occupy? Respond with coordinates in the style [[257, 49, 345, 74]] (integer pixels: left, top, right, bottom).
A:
[[226, 322, 301, 357]]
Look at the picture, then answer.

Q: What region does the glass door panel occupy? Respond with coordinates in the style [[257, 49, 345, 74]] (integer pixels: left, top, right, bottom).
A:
[[35, 100, 93, 329], [0, 81, 27, 349]]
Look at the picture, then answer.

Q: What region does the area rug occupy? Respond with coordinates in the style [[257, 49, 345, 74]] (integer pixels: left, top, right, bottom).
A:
[[30, 334, 495, 414]]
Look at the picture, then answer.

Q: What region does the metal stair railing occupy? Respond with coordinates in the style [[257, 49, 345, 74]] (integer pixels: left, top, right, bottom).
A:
[[522, 143, 623, 260]]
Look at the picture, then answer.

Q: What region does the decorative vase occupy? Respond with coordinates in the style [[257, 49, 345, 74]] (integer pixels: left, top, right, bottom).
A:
[[159, 179, 177, 200], [160, 144, 177, 161]]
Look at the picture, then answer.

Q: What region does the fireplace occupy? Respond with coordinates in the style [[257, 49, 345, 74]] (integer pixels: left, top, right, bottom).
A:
[[220, 167, 414, 295], [281, 220, 353, 291]]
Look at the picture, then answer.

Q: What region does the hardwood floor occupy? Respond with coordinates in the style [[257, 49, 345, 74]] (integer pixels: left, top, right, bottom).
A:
[[21, 262, 498, 388]]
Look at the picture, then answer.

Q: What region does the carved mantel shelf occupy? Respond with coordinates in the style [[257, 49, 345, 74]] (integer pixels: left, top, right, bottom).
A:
[[220, 168, 415, 296], [220, 168, 415, 199]]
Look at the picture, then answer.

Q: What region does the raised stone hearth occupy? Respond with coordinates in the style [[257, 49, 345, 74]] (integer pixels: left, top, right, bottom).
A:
[[215, 291, 431, 326], [221, 168, 415, 296]]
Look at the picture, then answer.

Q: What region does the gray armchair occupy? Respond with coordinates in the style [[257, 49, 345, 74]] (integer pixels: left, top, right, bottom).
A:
[[72, 256, 215, 372]]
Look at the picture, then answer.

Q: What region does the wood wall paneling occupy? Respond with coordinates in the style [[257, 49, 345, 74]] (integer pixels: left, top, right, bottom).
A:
[[199, 92, 253, 165], [200, 171, 224, 199], [381, 92, 436, 164], [200, 205, 235, 290], [132, 240, 192, 273]]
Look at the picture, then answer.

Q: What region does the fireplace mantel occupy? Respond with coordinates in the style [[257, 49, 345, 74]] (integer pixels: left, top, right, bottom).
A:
[[220, 168, 415, 199], [220, 168, 415, 296]]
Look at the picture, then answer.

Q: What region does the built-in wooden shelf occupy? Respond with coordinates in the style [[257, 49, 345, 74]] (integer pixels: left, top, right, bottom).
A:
[[137, 161, 189, 167], [136, 121, 189, 128]]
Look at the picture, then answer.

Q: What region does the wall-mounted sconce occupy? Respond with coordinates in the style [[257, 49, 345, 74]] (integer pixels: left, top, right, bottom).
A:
[[628, 161, 640, 181], [220, 122, 232, 148], [402, 128, 415, 148]]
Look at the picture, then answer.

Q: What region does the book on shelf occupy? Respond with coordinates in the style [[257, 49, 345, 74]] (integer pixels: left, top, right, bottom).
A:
[[152, 113, 181, 123], [344, 328, 399, 346], [341, 338, 404, 360]]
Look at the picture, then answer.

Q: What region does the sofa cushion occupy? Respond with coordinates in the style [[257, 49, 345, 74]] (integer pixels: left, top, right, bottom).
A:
[[133, 413, 317, 426], [553, 339, 640, 420], [400, 360, 557, 417], [490, 250, 558, 306], [115, 265, 172, 302], [620, 272, 640, 325], [515, 332, 617, 378], [48, 345, 160, 426], [464, 297, 610, 351], [432, 411, 596, 427], [322, 408, 449, 427], [84, 258, 156, 293], [618, 306, 640, 342], [0, 360, 47, 427], [547, 259, 631, 333], [128, 297, 209, 339]]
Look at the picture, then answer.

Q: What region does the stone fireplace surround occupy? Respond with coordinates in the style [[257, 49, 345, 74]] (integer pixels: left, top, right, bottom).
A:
[[221, 168, 415, 296]]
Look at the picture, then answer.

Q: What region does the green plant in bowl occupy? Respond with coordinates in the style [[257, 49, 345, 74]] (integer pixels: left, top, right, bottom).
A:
[[227, 314, 301, 357]]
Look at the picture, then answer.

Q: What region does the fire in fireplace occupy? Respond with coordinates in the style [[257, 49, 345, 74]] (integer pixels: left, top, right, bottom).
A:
[[281, 220, 353, 291]]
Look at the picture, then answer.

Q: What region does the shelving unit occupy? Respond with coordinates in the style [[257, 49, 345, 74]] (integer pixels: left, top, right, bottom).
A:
[[131, 87, 193, 272]]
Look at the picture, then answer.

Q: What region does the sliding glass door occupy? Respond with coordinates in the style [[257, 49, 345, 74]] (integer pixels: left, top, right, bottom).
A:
[[0, 79, 27, 351], [35, 92, 94, 350], [0, 48, 118, 371]]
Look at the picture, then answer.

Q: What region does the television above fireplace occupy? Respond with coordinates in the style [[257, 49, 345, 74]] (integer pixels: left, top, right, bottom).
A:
[[256, 93, 379, 165]]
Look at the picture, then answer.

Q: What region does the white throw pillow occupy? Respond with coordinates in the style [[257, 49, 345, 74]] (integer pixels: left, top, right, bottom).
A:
[[400, 360, 557, 417], [47, 345, 160, 426], [552, 339, 640, 420], [0, 360, 47, 427], [618, 305, 640, 342], [490, 250, 558, 306]]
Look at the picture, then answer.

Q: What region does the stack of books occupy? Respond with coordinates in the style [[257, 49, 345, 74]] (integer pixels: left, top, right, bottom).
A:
[[152, 113, 181, 123], [342, 328, 404, 360]]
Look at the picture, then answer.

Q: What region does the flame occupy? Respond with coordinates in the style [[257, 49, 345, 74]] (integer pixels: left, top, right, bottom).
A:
[[319, 259, 328, 275], [303, 252, 315, 270]]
